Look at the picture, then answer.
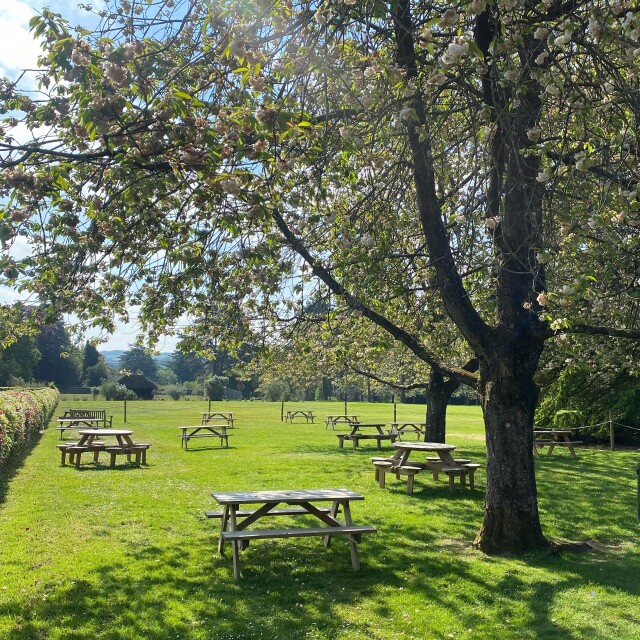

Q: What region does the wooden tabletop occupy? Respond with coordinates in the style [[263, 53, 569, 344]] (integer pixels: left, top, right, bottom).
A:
[[211, 489, 365, 505], [203, 412, 234, 416], [534, 430, 572, 435], [78, 429, 133, 436], [393, 441, 455, 451], [179, 425, 228, 429]]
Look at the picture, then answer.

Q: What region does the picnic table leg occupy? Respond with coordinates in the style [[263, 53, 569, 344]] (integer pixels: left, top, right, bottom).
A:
[[546, 443, 555, 456], [218, 506, 229, 555], [341, 501, 361, 571], [229, 506, 241, 579], [323, 501, 340, 548]]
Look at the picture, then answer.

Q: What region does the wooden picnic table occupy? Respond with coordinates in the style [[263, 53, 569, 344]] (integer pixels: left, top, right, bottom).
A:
[[337, 422, 396, 450], [209, 488, 376, 579], [325, 415, 359, 430], [371, 441, 480, 493], [389, 422, 426, 440], [533, 429, 581, 457], [179, 424, 230, 449], [57, 429, 150, 469], [202, 412, 235, 428], [285, 410, 315, 423]]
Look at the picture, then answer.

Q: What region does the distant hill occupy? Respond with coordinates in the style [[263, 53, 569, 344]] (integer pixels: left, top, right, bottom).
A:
[[101, 350, 172, 369]]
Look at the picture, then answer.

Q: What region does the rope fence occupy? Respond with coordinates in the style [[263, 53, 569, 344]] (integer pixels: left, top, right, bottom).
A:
[[563, 415, 640, 451]]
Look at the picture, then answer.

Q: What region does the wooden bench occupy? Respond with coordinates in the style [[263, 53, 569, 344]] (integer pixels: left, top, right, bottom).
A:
[[182, 432, 229, 448], [103, 446, 143, 469], [221, 525, 376, 544], [395, 465, 422, 494], [372, 460, 394, 487], [57, 409, 113, 439], [535, 440, 582, 457], [441, 463, 481, 491], [338, 433, 396, 451], [57, 442, 105, 466]]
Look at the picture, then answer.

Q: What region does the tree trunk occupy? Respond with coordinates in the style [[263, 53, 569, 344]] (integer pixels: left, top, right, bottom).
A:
[[474, 337, 549, 553], [425, 368, 458, 443]]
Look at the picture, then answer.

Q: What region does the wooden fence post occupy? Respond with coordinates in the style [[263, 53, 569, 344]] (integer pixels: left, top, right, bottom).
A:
[[609, 411, 615, 451], [124, 398, 127, 424], [281, 399, 284, 422]]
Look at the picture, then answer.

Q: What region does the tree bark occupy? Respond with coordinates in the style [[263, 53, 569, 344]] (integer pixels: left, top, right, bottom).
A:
[[474, 334, 549, 553], [425, 369, 458, 443]]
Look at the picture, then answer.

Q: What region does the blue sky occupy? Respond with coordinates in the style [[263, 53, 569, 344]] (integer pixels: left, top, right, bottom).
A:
[[0, 0, 180, 351]]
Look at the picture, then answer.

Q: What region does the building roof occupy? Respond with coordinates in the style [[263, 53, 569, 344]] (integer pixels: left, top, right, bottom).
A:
[[117, 373, 158, 390]]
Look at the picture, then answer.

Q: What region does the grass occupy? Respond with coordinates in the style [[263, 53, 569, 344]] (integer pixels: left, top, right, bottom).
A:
[[0, 399, 639, 640]]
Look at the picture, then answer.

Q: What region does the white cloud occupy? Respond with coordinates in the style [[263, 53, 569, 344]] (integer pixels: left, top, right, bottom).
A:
[[0, 1, 43, 79]]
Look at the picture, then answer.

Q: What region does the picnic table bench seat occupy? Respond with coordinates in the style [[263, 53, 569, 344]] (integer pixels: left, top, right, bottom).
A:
[[337, 433, 395, 450], [221, 525, 376, 544], [103, 445, 147, 468], [534, 440, 582, 446]]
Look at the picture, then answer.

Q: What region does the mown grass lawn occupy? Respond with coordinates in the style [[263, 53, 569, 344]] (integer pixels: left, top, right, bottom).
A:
[[1, 399, 639, 640]]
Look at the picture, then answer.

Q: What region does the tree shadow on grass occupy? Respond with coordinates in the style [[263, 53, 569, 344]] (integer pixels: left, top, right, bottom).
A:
[[1, 505, 639, 639]]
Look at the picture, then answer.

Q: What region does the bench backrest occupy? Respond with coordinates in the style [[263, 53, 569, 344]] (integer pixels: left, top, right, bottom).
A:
[[68, 409, 106, 419]]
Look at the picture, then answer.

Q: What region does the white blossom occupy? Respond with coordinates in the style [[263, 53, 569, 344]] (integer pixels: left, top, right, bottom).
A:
[[467, 0, 486, 15], [554, 32, 572, 46], [438, 8, 459, 28], [535, 51, 548, 65], [503, 68, 519, 82], [486, 217, 500, 229], [536, 169, 552, 183], [441, 39, 469, 66], [527, 127, 542, 142], [534, 27, 550, 39]]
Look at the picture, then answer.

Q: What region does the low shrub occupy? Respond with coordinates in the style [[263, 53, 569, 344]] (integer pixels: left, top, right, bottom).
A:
[[0, 387, 59, 465], [99, 380, 137, 401]]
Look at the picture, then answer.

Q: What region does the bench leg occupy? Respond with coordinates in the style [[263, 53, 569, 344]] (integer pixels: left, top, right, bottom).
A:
[[468, 469, 476, 490], [324, 501, 340, 548], [342, 501, 360, 571], [352, 438, 358, 449], [218, 507, 229, 555], [406, 475, 415, 495], [134, 450, 141, 467], [110, 452, 117, 469], [338, 437, 344, 448], [93, 449, 100, 463], [448, 474, 455, 492], [75, 451, 83, 469], [229, 507, 241, 579], [376, 438, 382, 450]]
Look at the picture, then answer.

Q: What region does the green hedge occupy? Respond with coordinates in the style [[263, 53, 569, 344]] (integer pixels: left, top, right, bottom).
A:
[[0, 388, 59, 465]]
